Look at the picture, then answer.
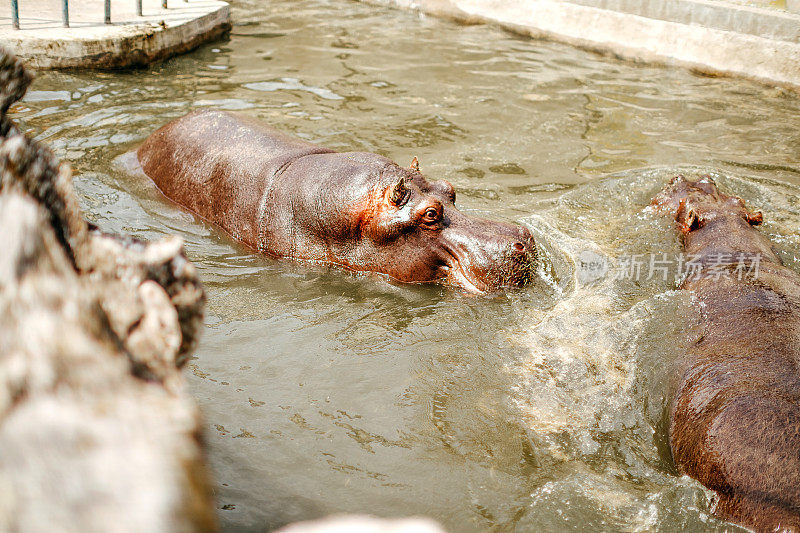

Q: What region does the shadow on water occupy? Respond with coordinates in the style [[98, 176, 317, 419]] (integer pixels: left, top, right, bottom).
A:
[[10, 0, 800, 530]]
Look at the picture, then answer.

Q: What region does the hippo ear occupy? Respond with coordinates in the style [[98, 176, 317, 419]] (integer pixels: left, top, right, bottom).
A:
[[681, 210, 700, 233], [676, 199, 701, 234], [747, 211, 763, 226], [409, 157, 420, 173], [387, 178, 409, 207]]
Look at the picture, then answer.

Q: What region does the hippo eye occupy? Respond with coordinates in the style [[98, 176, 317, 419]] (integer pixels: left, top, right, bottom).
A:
[[423, 207, 441, 224]]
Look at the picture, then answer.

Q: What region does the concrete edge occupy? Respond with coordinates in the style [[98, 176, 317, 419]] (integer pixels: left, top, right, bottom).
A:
[[2, 3, 231, 69], [566, 0, 800, 43], [360, 0, 800, 91]]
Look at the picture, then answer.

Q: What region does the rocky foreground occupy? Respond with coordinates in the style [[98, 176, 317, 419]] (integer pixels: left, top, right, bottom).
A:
[[0, 47, 216, 532]]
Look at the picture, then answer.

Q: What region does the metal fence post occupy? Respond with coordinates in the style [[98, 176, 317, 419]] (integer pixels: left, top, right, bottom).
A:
[[11, 0, 19, 29], [105, 0, 110, 23], [137, 0, 143, 16], [62, 0, 69, 27]]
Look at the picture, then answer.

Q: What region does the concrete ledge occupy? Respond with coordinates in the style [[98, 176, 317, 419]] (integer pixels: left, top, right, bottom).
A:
[[567, 0, 799, 42], [362, 0, 800, 89], [0, 0, 230, 69]]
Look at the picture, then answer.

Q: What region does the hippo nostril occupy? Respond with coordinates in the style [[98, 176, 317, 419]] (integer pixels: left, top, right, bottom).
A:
[[512, 242, 526, 253]]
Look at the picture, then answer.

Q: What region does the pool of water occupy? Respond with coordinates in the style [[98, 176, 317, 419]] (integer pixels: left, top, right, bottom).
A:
[[12, 0, 800, 530]]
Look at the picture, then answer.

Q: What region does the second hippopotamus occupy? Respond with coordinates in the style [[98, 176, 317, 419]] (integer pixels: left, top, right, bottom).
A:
[[137, 110, 536, 293], [652, 176, 800, 532]]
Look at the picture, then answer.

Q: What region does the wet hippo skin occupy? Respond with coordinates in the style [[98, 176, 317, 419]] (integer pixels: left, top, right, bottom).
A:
[[137, 109, 536, 293], [652, 176, 800, 532]]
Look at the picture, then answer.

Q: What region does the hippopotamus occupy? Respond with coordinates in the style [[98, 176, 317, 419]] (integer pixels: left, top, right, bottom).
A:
[[652, 176, 800, 532], [136, 109, 536, 293]]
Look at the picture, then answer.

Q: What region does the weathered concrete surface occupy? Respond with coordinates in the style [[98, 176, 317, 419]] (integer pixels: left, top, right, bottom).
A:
[[0, 0, 230, 68], [0, 47, 216, 531], [362, 0, 800, 89], [275, 515, 446, 533]]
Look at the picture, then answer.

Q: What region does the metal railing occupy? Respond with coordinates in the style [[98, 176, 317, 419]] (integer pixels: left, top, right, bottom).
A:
[[10, 0, 189, 30]]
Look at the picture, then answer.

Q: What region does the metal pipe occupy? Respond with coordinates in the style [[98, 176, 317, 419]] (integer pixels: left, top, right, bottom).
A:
[[11, 0, 19, 29], [105, 0, 110, 23], [137, 0, 142, 16], [62, 0, 69, 27]]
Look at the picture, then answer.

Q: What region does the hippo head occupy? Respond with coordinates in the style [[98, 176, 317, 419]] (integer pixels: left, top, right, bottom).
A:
[[349, 158, 537, 293], [651, 175, 763, 235]]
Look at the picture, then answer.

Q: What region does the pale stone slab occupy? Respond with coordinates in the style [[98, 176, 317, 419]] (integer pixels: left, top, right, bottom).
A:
[[0, 0, 230, 68]]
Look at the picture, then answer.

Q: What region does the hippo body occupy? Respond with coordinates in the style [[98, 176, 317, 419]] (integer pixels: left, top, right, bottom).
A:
[[137, 109, 536, 292], [653, 177, 800, 532]]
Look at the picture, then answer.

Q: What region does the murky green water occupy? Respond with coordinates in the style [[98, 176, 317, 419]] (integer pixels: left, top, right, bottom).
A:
[[12, 0, 800, 530]]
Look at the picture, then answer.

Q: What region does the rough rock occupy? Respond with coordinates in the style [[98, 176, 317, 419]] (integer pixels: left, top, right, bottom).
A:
[[0, 46, 216, 532]]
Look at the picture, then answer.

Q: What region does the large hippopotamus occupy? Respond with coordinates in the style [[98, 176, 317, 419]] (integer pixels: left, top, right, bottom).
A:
[[652, 176, 800, 532], [137, 110, 536, 293]]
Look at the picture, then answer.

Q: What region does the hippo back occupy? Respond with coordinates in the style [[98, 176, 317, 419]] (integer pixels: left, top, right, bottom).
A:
[[137, 109, 333, 249]]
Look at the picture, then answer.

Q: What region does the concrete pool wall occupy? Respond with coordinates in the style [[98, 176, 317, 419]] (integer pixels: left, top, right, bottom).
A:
[[361, 0, 800, 89], [0, 0, 230, 69]]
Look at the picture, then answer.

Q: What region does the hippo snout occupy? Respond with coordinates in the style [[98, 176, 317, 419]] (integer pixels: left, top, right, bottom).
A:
[[444, 221, 537, 292], [483, 226, 538, 287], [493, 226, 537, 258]]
